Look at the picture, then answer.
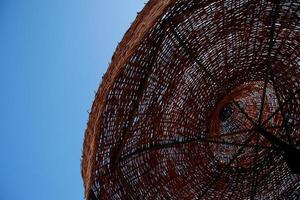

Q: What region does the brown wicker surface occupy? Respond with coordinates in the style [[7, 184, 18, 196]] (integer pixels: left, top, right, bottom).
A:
[[82, 0, 300, 199]]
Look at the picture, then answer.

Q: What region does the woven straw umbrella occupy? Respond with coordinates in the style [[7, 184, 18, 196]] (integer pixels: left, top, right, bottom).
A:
[[82, 0, 300, 199]]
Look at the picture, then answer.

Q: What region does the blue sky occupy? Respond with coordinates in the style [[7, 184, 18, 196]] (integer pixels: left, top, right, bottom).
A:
[[0, 1, 147, 199]]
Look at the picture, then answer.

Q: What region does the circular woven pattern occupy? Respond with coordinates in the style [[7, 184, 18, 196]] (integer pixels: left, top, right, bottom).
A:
[[82, 0, 300, 199]]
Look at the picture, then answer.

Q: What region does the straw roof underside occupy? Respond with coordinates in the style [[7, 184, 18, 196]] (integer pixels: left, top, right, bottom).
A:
[[82, 0, 300, 199]]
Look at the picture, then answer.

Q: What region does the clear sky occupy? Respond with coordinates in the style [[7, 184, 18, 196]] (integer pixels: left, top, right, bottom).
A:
[[0, 1, 147, 199]]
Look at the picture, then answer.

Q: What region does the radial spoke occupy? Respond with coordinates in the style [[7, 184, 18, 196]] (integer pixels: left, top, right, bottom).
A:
[[231, 100, 257, 126], [261, 0, 295, 142], [262, 88, 300, 126], [197, 133, 256, 199], [258, 0, 282, 125], [169, 24, 213, 81], [169, 24, 257, 127], [198, 137, 273, 149], [119, 132, 278, 163], [256, 125, 295, 152]]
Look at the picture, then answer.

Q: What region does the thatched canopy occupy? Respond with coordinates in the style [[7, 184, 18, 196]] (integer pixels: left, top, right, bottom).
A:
[[82, 0, 300, 199]]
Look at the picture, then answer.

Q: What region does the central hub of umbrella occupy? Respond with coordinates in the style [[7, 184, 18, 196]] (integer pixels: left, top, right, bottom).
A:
[[208, 81, 281, 170]]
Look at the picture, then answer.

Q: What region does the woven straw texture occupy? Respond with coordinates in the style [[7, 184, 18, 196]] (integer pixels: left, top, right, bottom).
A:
[[82, 0, 300, 199]]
